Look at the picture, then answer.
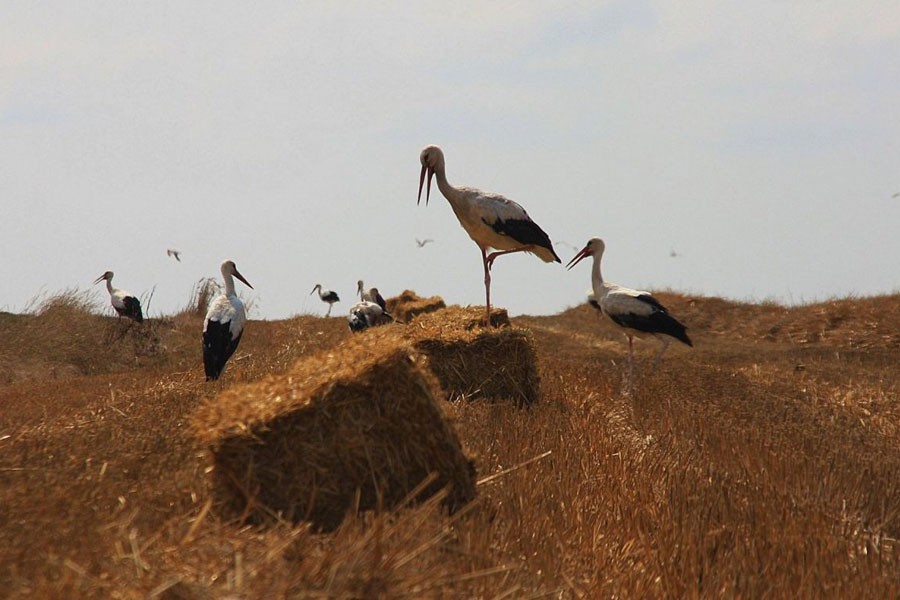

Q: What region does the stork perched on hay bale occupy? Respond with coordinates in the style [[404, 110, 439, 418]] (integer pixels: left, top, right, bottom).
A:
[[347, 300, 393, 332], [567, 238, 692, 386], [310, 284, 340, 316], [418, 144, 560, 327], [93, 271, 143, 323], [203, 260, 253, 381], [357, 280, 387, 311]]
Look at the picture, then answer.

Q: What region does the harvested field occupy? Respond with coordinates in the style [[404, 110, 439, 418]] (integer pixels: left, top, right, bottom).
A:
[[2, 290, 900, 597]]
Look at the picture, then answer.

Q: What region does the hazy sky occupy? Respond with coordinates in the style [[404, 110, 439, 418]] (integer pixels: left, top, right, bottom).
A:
[[3, 2, 899, 319]]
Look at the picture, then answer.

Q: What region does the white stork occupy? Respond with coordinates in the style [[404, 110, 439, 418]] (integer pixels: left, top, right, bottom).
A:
[[203, 260, 253, 381], [356, 280, 387, 311], [567, 238, 692, 385], [94, 271, 143, 323], [310, 284, 340, 316], [418, 145, 560, 326], [347, 300, 393, 332]]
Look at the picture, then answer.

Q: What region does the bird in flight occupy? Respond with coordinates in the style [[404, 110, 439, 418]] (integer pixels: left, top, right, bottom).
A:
[[167, 248, 182, 262], [415, 238, 434, 248]]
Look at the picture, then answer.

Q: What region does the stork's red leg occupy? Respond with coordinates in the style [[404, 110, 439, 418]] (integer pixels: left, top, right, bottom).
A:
[[481, 247, 492, 326]]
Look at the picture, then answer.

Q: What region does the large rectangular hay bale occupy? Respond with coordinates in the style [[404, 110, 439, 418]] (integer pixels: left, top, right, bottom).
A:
[[194, 340, 477, 531]]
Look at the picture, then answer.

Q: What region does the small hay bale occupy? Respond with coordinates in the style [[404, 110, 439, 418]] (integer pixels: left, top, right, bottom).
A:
[[386, 290, 446, 323], [359, 305, 538, 406], [412, 307, 536, 406], [194, 341, 476, 531]]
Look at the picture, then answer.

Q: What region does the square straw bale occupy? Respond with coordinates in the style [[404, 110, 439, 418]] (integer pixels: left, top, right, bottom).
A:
[[359, 305, 538, 406], [194, 340, 477, 531]]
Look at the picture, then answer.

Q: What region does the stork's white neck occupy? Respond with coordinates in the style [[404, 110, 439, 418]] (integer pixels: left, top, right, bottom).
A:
[[223, 271, 236, 297], [432, 160, 465, 207], [591, 252, 606, 298], [105, 278, 115, 294]]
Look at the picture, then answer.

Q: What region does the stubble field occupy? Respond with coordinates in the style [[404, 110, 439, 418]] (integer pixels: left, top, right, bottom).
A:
[[2, 290, 900, 598]]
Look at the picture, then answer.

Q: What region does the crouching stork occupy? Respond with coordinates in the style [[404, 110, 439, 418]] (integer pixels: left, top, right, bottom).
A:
[[347, 300, 393, 333]]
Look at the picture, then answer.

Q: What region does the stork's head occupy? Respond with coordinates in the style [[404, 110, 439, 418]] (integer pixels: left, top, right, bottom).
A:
[[310, 283, 321, 295], [223, 260, 253, 289], [356, 280, 364, 295], [566, 238, 606, 270], [93, 271, 114, 284], [418, 145, 444, 206]]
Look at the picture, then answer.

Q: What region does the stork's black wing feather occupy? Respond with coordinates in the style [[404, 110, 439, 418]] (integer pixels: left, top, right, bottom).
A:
[[203, 320, 242, 380], [484, 217, 561, 261], [122, 296, 143, 323]]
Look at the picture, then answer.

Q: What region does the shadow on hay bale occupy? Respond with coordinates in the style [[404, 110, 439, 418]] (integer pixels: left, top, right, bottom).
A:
[[386, 290, 446, 323], [358, 305, 537, 406], [194, 342, 477, 531]]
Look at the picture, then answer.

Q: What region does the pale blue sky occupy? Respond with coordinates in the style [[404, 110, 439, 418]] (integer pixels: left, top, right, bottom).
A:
[[3, 2, 899, 319]]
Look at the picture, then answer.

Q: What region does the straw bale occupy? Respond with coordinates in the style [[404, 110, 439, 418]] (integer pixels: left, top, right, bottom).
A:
[[194, 340, 477, 531], [358, 305, 538, 406], [386, 290, 446, 323]]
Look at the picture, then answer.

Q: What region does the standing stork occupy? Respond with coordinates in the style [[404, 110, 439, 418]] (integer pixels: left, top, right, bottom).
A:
[[567, 238, 692, 387], [356, 280, 386, 311], [203, 260, 253, 381], [94, 271, 143, 323], [310, 284, 340, 316], [418, 145, 560, 326]]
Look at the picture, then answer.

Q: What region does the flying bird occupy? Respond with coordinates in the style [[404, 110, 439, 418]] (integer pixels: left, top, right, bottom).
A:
[[357, 280, 387, 311], [567, 238, 692, 387], [166, 248, 182, 262], [415, 238, 434, 248], [310, 284, 340, 316], [347, 300, 393, 332], [94, 271, 143, 323], [418, 144, 560, 326], [203, 260, 253, 381]]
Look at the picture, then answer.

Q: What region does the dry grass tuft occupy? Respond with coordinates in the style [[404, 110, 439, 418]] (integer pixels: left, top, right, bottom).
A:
[[385, 289, 446, 323], [194, 339, 477, 531]]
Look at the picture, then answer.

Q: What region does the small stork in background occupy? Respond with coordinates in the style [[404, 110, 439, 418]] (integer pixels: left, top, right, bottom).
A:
[[203, 260, 253, 381], [310, 284, 340, 316], [94, 271, 143, 323], [347, 300, 393, 332], [567, 238, 692, 388], [415, 238, 434, 248], [418, 145, 560, 326], [166, 248, 182, 262], [357, 280, 387, 311]]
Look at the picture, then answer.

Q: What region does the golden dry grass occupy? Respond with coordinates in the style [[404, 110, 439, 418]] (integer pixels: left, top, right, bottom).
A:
[[1, 289, 900, 597]]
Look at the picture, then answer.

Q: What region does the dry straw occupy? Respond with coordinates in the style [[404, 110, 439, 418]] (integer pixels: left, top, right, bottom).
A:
[[194, 337, 477, 531], [371, 303, 538, 406], [385, 290, 446, 323]]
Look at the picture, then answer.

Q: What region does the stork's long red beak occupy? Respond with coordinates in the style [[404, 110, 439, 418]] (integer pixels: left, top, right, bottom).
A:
[[234, 269, 253, 290], [566, 247, 592, 270], [418, 164, 433, 206]]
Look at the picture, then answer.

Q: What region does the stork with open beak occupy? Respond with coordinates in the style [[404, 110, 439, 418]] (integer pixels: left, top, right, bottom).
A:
[[567, 238, 692, 388], [94, 271, 143, 323], [418, 144, 560, 326]]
